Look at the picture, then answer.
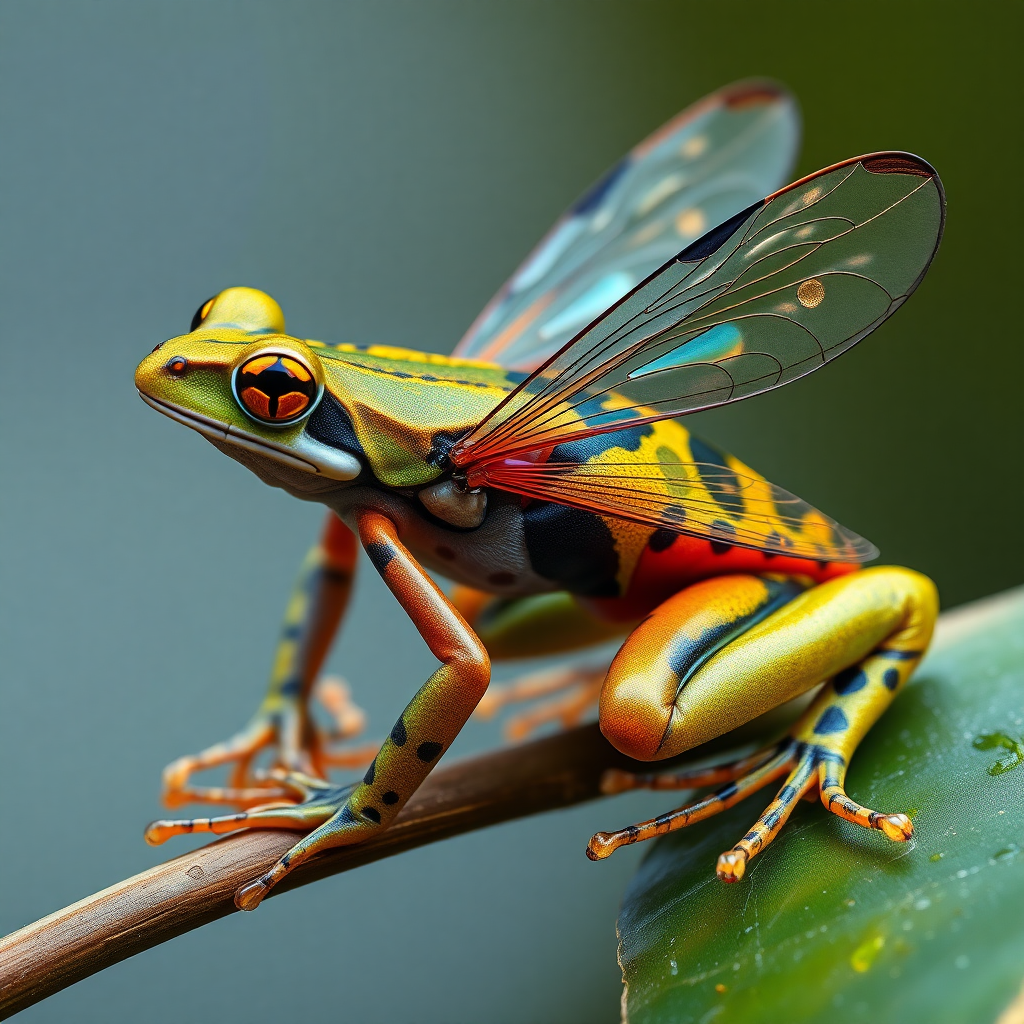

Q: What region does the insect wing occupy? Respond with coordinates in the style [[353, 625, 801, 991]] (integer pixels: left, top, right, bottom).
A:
[[475, 452, 878, 562], [453, 80, 800, 372], [453, 153, 945, 467]]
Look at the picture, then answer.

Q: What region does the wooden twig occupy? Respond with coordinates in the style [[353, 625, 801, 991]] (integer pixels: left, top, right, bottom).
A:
[[0, 709, 800, 1019]]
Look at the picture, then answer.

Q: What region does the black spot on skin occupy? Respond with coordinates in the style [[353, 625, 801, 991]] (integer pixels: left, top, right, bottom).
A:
[[417, 741, 443, 763], [709, 519, 737, 555], [814, 706, 849, 735], [648, 529, 678, 553], [363, 758, 376, 785], [833, 667, 868, 694], [279, 677, 301, 698], [688, 436, 744, 516], [624, 825, 640, 842], [305, 392, 366, 460], [523, 503, 620, 597], [654, 814, 674, 829], [778, 785, 798, 804], [676, 200, 764, 262], [362, 806, 381, 823], [391, 718, 407, 746], [382, 791, 399, 805], [365, 541, 394, 572], [435, 545, 456, 561], [882, 668, 900, 691], [548, 422, 653, 463], [762, 808, 782, 830], [488, 571, 516, 586]]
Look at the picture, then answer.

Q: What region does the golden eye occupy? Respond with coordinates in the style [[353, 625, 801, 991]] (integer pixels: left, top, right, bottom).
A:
[[233, 352, 320, 425], [190, 296, 217, 332], [165, 356, 189, 377]]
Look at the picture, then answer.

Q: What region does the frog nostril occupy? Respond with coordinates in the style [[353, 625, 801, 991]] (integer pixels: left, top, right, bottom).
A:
[[165, 356, 189, 377], [151, 342, 165, 353]]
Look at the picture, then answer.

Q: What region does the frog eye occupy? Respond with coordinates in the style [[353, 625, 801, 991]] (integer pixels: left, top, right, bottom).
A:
[[190, 296, 217, 332], [232, 352, 321, 425]]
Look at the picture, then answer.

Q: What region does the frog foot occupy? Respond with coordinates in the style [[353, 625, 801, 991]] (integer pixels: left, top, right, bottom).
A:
[[161, 677, 376, 809], [475, 664, 606, 741], [586, 739, 913, 880]]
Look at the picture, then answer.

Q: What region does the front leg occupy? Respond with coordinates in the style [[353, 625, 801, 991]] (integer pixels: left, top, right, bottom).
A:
[[162, 512, 375, 808], [151, 509, 491, 910]]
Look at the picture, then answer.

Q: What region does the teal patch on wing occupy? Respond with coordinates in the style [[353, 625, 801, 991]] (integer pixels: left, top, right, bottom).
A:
[[628, 323, 743, 379]]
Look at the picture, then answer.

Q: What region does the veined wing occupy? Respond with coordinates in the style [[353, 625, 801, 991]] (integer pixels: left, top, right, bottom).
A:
[[452, 153, 944, 466], [474, 450, 877, 563], [453, 80, 800, 372], [449, 153, 944, 563]]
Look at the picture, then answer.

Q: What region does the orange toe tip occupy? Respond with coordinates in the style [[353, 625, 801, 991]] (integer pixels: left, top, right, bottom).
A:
[[235, 878, 269, 912], [716, 850, 747, 882], [144, 821, 172, 846], [586, 832, 618, 860], [879, 813, 914, 841]]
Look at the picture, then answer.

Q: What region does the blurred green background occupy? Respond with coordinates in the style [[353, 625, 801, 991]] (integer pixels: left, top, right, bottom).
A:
[[0, 2, 1019, 1022]]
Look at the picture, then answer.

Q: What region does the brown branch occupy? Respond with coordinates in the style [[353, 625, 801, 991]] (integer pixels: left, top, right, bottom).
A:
[[0, 709, 800, 1019]]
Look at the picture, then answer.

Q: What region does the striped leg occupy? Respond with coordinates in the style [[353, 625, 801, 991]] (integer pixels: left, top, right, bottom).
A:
[[588, 743, 794, 859], [592, 567, 937, 881], [146, 771, 353, 845]]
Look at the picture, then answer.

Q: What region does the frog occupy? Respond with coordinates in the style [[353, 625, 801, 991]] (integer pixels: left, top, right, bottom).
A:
[[136, 80, 945, 911]]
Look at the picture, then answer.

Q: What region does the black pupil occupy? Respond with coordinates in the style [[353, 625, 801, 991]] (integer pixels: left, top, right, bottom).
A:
[[237, 358, 318, 420]]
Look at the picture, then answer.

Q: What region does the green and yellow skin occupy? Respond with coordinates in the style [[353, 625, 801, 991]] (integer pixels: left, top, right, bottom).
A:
[[137, 287, 938, 909]]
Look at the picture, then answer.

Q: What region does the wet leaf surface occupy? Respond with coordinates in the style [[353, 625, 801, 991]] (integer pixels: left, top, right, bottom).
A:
[[618, 588, 1024, 1024]]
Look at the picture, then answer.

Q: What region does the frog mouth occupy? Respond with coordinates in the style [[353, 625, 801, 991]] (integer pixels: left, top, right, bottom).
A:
[[138, 393, 361, 481]]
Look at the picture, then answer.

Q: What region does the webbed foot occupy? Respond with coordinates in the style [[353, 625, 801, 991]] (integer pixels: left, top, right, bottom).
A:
[[587, 738, 913, 880]]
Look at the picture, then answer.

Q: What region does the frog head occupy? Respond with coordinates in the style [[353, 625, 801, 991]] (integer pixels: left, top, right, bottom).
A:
[[135, 287, 513, 497]]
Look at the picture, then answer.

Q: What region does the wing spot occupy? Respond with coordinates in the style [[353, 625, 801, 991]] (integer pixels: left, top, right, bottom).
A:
[[797, 278, 825, 308]]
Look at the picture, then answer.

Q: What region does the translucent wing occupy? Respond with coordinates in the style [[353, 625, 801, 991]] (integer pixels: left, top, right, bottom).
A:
[[472, 451, 877, 562], [453, 80, 800, 372], [453, 153, 945, 465], [450, 153, 944, 563]]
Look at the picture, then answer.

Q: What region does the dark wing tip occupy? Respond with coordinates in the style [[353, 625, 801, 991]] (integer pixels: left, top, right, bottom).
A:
[[721, 78, 793, 110], [675, 199, 764, 263], [860, 151, 937, 179]]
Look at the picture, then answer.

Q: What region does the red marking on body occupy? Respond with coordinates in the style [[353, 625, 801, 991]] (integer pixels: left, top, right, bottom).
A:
[[583, 533, 857, 623]]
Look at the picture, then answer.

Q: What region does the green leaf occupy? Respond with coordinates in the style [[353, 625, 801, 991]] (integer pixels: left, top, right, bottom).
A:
[[618, 588, 1024, 1024]]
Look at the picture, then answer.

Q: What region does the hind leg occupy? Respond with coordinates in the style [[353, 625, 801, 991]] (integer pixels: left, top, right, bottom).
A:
[[590, 567, 937, 880], [453, 586, 630, 740]]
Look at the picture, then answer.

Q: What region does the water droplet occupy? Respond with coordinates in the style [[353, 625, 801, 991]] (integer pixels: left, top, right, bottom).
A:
[[915, 898, 931, 910], [992, 844, 1019, 862], [669, 959, 678, 976]]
